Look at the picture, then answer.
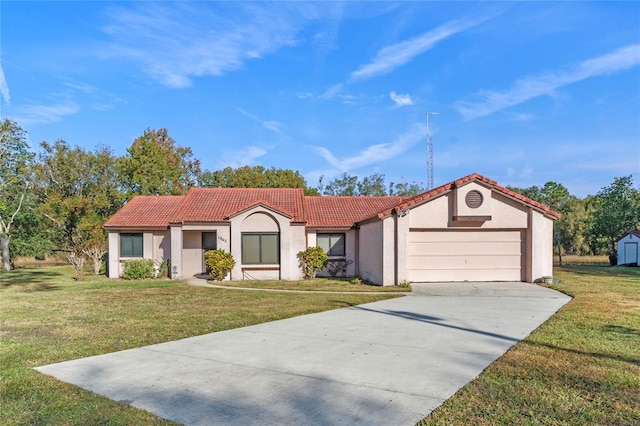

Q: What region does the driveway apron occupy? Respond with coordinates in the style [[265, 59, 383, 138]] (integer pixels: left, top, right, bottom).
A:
[[35, 282, 571, 425]]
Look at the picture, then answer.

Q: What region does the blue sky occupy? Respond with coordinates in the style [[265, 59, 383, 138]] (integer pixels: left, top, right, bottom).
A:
[[1, 1, 639, 197]]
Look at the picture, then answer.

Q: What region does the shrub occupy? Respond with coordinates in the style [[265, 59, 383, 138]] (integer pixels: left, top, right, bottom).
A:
[[204, 250, 235, 281], [156, 257, 170, 278], [298, 246, 328, 279], [326, 257, 353, 277], [123, 259, 155, 280]]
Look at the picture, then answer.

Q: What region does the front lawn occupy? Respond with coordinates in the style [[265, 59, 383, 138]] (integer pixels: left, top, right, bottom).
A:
[[419, 265, 640, 425], [3, 265, 638, 425], [0, 266, 398, 425]]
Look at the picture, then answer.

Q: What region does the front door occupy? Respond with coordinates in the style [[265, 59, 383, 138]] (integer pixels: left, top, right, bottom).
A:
[[202, 232, 217, 273], [625, 242, 638, 265]]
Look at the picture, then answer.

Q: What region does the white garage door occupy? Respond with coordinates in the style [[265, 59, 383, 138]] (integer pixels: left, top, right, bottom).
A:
[[408, 230, 525, 282]]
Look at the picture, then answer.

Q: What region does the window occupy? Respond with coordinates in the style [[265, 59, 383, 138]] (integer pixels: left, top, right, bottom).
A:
[[120, 233, 143, 257], [317, 233, 345, 257], [242, 233, 279, 264]]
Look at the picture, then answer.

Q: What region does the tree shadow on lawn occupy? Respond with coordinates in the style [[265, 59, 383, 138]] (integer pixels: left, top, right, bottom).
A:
[[0, 268, 64, 291], [526, 338, 640, 367]]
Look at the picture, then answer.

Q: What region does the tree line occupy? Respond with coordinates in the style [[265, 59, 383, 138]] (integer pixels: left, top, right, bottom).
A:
[[1, 119, 639, 277]]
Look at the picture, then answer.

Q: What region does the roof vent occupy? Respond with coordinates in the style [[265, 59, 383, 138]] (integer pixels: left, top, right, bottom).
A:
[[465, 190, 483, 209]]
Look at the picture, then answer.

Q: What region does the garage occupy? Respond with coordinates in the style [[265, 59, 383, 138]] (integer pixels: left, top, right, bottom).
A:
[[407, 229, 526, 282]]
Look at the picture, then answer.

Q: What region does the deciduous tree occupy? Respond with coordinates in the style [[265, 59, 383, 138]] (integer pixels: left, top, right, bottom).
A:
[[539, 182, 570, 265], [119, 128, 201, 197], [0, 119, 34, 271], [388, 181, 425, 197], [34, 141, 122, 279], [322, 172, 424, 197], [199, 165, 318, 195], [322, 173, 359, 196], [590, 176, 640, 264]]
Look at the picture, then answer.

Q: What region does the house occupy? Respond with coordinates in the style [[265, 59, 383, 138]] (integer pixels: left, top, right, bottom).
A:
[[617, 231, 640, 266], [104, 173, 560, 285]]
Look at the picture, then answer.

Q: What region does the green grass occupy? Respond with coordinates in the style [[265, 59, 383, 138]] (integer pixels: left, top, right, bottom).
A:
[[210, 277, 412, 292], [3, 265, 638, 425], [419, 265, 640, 425], [0, 266, 398, 425]]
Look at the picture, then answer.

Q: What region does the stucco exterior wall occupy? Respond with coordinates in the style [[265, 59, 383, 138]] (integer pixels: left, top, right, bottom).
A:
[[358, 221, 384, 285], [107, 230, 160, 278], [153, 231, 171, 264], [530, 209, 554, 281], [289, 225, 306, 280], [395, 211, 411, 285], [408, 191, 529, 230], [177, 225, 231, 279], [381, 217, 396, 285], [308, 229, 357, 278], [454, 182, 493, 218], [182, 231, 203, 277], [170, 226, 182, 278], [107, 232, 119, 278], [228, 207, 301, 281]]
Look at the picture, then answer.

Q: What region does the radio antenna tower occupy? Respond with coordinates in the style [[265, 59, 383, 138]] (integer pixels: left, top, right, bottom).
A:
[[426, 111, 439, 190]]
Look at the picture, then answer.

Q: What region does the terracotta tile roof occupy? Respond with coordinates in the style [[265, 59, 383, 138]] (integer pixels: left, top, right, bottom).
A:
[[172, 188, 306, 223], [104, 173, 560, 230], [104, 196, 184, 229], [376, 173, 561, 220], [304, 196, 405, 229]]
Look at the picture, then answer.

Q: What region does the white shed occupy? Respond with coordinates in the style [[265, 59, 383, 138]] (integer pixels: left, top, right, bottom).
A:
[[617, 231, 640, 266]]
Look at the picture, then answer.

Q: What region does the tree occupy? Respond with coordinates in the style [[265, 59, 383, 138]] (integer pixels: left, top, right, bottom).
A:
[[8, 199, 56, 260], [323, 172, 359, 195], [357, 173, 387, 196], [508, 182, 573, 262], [322, 172, 424, 197], [590, 176, 640, 265], [0, 119, 34, 271], [388, 181, 425, 197], [539, 182, 570, 266], [199, 165, 319, 195], [559, 196, 594, 256], [84, 145, 125, 274], [118, 128, 201, 197], [34, 141, 122, 280]]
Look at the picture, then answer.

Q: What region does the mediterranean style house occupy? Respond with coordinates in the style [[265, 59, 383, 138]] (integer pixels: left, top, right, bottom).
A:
[[104, 173, 560, 285]]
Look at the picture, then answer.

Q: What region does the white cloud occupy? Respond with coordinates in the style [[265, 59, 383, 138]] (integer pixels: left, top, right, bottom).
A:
[[11, 102, 79, 125], [455, 44, 640, 120], [100, 3, 324, 88], [219, 145, 267, 168], [508, 112, 536, 122], [350, 17, 488, 82], [390, 91, 413, 107], [314, 123, 424, 172], [235, 107, 286, 136], [320, 83, 344, 99], [0, 65, 10, 105]]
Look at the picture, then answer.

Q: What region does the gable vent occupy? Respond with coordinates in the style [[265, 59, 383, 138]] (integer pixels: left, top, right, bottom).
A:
[[465, 190, 483, 209]]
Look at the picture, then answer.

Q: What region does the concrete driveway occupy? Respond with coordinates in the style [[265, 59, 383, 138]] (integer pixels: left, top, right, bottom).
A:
[[36, 282, 571, 425]]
